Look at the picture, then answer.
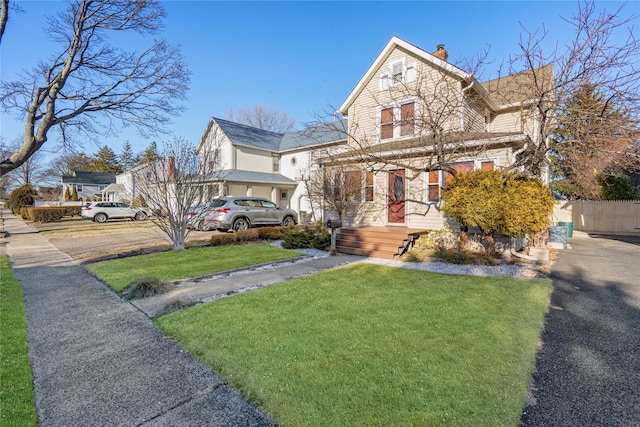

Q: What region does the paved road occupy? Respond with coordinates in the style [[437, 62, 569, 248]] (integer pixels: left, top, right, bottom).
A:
[[521, 233, 640, 426]]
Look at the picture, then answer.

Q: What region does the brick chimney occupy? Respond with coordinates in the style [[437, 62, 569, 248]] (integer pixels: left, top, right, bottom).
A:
[[432, 44, 448, 62], [167, 156, 176, 180]]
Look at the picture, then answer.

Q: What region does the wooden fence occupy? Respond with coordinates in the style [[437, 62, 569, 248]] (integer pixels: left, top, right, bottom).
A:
[[553, 200, 640, 234]]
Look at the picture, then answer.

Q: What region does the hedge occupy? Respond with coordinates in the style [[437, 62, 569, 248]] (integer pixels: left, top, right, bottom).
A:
[[22, 207, 82, 223]]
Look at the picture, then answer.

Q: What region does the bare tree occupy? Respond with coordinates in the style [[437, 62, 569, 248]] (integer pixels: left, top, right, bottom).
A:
[[227, 105, 296, 133], [0, 0, 190, 176], [505, 0, 640, 176], [133, 137, 219, 250]]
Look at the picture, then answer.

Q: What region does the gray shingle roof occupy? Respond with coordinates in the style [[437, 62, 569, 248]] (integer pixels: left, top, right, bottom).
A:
[[279, 119, 348, 152], [214, 118, 284, 151], [61, 171, 116, 185], [210, 117, 347, 153], [206, 169, 297, 185]]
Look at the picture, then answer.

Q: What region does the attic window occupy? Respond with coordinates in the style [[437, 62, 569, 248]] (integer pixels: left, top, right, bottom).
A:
[[392, 61, 403, 83], [380, 60, 417, 90]]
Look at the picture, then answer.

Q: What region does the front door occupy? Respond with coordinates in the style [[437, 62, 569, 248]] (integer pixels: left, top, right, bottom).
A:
[[387, 169, 405, 224]]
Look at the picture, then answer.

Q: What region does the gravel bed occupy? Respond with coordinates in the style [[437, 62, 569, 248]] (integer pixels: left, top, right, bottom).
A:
[[272, 240, 542, 278]]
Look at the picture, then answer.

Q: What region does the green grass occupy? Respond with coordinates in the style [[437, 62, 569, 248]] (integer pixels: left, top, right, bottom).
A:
[[87, 244, 301, 291], [157, 264, 551, 427], [0, 256, 37, 426]]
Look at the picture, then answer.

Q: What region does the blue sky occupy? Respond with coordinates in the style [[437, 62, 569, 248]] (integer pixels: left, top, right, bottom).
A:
[[1, 0, 637, 161]]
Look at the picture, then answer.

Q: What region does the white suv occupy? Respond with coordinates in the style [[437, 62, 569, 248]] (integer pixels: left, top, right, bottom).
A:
[[81, 202, 150, 223]]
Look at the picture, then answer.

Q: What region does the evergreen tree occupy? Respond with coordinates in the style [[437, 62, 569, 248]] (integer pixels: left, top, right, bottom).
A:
[[87, 146, 123, 174], [64, 186, 71, 201], [137, 141, 161, 165], [119, 142, 137, 172], [71, 186, 79, 201], [551, 83, 638, 199]]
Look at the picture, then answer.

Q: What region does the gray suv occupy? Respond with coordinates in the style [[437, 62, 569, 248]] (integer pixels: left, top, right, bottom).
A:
[[200, 197, 297, 232]]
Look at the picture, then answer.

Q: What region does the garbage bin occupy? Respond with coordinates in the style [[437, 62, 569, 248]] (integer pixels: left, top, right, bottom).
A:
[[549, 226, 568, 249], [558, 221, 574, 238]]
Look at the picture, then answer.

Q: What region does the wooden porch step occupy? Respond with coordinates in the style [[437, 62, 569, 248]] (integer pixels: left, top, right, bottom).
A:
[[335, 226, 427, 259]]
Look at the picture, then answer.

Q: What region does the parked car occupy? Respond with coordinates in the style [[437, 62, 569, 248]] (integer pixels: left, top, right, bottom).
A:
[[81, 201, 151, 223], [198, 197, 297, 232], [186, 200, 227, 231]]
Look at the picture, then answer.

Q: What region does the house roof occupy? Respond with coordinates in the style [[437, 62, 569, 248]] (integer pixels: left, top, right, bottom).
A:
[[482, 63, 555, 107], [102, 183, 127, 193], [214, 118, 284, 151], [199, 117, 347, 155], [62, 171, 116, 185], [206, 169, 298, 186], [279, 119, 348, 152], [338, 36, 481, 115], [323, 132, 528, 164]]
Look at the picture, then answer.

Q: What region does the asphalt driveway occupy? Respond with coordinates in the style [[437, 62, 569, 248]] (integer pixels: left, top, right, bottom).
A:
[[521, 233, 640, 426]]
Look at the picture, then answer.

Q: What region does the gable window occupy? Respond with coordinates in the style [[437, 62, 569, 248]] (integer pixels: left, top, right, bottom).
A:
[[379, 101, 416, 140], [380, 60, 417, 89]]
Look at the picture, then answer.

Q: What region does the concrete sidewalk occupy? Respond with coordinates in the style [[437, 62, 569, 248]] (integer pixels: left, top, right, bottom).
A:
[[132, 254, 362, 318], [2, 211, 302, 426]]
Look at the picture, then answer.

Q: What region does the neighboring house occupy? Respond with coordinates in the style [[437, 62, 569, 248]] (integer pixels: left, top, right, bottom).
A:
[[325, 36, 552, 229], [196, 117, 347, 221], [61, 171, 116, 202]]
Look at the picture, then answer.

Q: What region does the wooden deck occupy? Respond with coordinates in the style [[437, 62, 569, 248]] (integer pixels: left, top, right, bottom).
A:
[[335, 226, 428, 259]]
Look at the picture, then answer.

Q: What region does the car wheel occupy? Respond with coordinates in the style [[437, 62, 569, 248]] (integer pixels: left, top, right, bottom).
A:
[[197, 219, 210, 232], [232, 217, 249, 232], [282, 216, 295, 227], [134, 211, 147, 221], [94, 213, 108, 223]]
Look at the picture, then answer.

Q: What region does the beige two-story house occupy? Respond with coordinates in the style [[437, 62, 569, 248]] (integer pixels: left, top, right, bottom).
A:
[[326, 36, 552, 229]]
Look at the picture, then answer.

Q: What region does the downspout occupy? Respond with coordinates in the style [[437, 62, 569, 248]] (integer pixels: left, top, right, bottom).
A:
[[460, 81, 475, 130]]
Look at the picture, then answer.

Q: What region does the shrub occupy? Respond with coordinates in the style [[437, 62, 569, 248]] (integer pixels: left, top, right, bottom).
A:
[[8, 184, 36, 215], [133, 194, 148, 207], [210, 233, 238, 246], [281, 227, 331, 250], [442, 171, 554, 255], [71, 186, 79, 201], [121, 276, 175, 300], [64, 187, 71, 201], [236, 229, 260, 242], [257, 226, 285, 240], [415, 228, 460, 251]]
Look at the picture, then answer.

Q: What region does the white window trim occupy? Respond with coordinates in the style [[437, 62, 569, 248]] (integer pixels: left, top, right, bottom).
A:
[[377, 97, 419, 142], [423, 158, 499, 202], [379, 59, 417, 90]]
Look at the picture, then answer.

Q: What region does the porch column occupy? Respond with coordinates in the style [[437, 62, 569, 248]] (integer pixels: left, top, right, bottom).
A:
[[246, 185, 252, 196], [271, 186, 277, 202]]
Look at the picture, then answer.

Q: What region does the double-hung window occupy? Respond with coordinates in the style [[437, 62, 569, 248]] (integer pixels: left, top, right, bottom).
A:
[[426, 160, 496, 202], [333, 170, 375, 203], [379, 101, 416, 141]]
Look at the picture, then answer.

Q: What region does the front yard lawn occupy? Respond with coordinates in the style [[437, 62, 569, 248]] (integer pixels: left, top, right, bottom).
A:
[[0, 256, 37, 426], [87, 244, 301, 292], [157, 263, 551, 427]]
